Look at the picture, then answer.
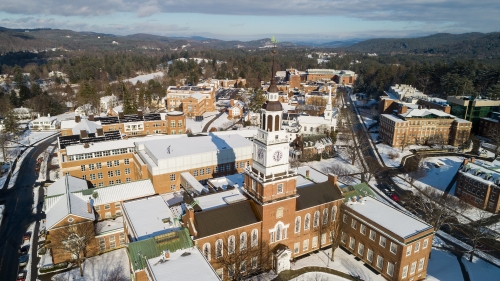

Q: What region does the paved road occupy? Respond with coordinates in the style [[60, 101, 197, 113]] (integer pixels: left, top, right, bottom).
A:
[[0, 135, 57, 281]]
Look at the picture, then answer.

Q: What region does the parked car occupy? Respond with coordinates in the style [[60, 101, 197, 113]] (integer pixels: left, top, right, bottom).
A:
[[387, 185, 396, 192], [383, 188, 392, 196], [18, 245, 29, 256], [16, 270, 26, 281], [19, 255, 29, 267], [22, 232, 31, 241], [390, 193, 400, 202]]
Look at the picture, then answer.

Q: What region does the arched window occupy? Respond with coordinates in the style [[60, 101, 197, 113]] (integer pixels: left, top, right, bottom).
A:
[[322, 208, 329, 225], [262, 113, 266, 130], [202, 243, 211, 261], [267, 115, 273, 132], [240, 232, 247, 251], [275, 115, 280, 131], [313, 211, 320, 227], [331, 206, 338, 222], [251, 229, 258, 247], [304, 214, 311, 230], [295, 216, 301, 233], [276, 224, 283, 241], [216, 239, 223, 258], [228, 235, 236, 254]]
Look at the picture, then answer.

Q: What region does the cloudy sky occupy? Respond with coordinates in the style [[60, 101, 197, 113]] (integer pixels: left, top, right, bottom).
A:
[[0, 0, 498, 42]]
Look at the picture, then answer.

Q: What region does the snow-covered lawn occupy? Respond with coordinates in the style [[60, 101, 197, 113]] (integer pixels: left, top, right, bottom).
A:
[[376, 144, 412, 167], [462, 255, 500, 281], [426, 249, 464, 281], [407, 156, 464, 193], [292, 248, 386, 281], [185, 111, 219, 133], [290, 272, 350, 281], [51, 248, 130, 281], [210, 112, 235, 130], [0, 130, 56, 163], [124, 71, 164, 85], [54, 111, 76, 122]]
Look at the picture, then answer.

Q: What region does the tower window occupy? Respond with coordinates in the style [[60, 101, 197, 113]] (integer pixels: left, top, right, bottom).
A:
[[277, 183, 284, 194]]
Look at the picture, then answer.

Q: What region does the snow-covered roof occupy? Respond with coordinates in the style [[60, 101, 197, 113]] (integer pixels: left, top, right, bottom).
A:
[[147, 247, 220, 281], [122, 195, 181, 241], [460, 161, 500, 187], [100, 95, 116, 103], [345, 197, 432, 239], [96, 216, 124, 236], [297, 166, 328, 183], [65, 134, 185, 156], [381, 114, 406, 123], [454, 118, 471, 124], [196, 188, 247, 211], [211, 129, 258, 139], [46, 192, 95, 230], [136, 133, 251, 162], [71, 119, 103, 135], [46, 174, 88, 197], [297, 115, 335, 125], [190, 92, 205, 100], [31, 116, 57, 123], [400, 108, 452, 118]]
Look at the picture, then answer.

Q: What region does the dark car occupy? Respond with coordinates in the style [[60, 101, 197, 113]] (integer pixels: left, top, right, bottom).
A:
[[22, 232, 31, 241], [19, 255, 29, 267], [18, 245, 29, 256]]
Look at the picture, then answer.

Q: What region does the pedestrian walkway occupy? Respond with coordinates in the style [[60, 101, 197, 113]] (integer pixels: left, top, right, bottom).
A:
[[202, 112, 223, 132]]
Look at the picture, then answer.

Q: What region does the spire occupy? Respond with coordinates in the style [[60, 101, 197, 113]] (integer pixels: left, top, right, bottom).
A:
[[328, 86, 332, 106], [268, 36, 279, 93]]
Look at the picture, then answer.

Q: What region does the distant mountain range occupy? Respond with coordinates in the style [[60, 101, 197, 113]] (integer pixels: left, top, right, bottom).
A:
[[0, 26, 499, 59]]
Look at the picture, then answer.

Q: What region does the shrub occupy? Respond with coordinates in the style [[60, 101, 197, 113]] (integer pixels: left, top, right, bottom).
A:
[[40, 262, 69, 273], [388, 152, 399, 159]]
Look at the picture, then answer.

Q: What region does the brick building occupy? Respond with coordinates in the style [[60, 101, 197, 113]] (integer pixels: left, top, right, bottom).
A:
[[379, 106, 471, 148], [478, 112, 500, 138], [305, 69, 356, 84], [166, 86, 216, 116], [455, 158, 500, 213]]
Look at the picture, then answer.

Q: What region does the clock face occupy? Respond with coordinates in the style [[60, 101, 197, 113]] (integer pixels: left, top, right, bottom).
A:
[[257, 148, 264, 160], [273, 150, 283, 162]]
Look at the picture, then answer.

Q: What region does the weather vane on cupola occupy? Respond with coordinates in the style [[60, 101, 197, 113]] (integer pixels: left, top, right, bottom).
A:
[[271, 35, 279, 54]]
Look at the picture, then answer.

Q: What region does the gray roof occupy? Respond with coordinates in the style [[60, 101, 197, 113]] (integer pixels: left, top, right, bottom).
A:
[[193, 200, 260, 239], [46, 192, 95, 230], [296, 181, 343, 210], [46, 174, 89, 197]]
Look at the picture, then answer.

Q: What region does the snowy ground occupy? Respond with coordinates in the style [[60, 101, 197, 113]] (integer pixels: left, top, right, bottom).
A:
[[51, 248, 130, 281], [405, 156, 464, 192], [123, 71, 164, 85], [462, 254, 500, 281], [426, 249, 464, 281], [0, 204, 4, 227], [185, 111, 219, 133], [0, 130, 56, 163], [292, 248, 386, 281], [210, 112, 234, 130], [376, 144, 413, 167], [290, 272, 350, 281], [24, 221, 36, 281], [54, 111, 76, 122]]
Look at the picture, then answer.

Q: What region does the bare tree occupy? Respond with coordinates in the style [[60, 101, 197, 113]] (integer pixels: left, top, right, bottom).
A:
[[0, 132, 13, 163], [459, 208, 500, 262], [362, 156, 383, 182], [50, 222, 96, 277], [405, 155, 427, 189], [289, 157, 302, 169], [404, 186, 469, 232], [329, 203, 346, 262], [323, 162, 351, 183], [400, 131, 410, 152]]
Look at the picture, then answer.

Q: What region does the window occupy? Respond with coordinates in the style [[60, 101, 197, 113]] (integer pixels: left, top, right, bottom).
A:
[[312, 236, 318, 248], [98, 182, 104, 187], [295, 216, 301, 233], [341, 232, 347, 244], [351, 219, 357, 229], [207, 168, 211, 174], [80, 165, 86, 172], [96, 162, 102, 169], [193, 170, 198, 176], [124, 158, 130, 165], [228, 264, 235, 278], [294, 242, 300, 254], [331, 206, 337, 221], [251, 257, 258, 269], [313, 211, 320, 227], [390, 242, 397, 254], [104, 204, 110, 210], [410, 261, 417, 275], [277, 183, 283, 193], [349, 237, 355, 250], [115, 170, 121, 176], [402, 265, 408, 278], [240, 232, 247, 251], [124, 168, 130, 175], [107, 161, 113, 167], [418, 258, 425, 271], [360, 224, 366, 235], [170, 184, 176, 191], [369, 230, 376, 241], [376, 255, 384, 269], [105, 212, 111, 218], [423, 238, 428, 249], [378, 236, 386, 248], [113, 160, 119, 166], [387, 262, 394, 277], [126, 178, 131, 183], [228, 236, 235, 254], [367, 248, 374, 262], [216, 239, 223, 258], [358, 243, 364, 256], [321, 233, 326, 245], [304, 214, 310, 230], [108, 171, 114, 177], [251, 180, 256, 192], [240, 260, 247, 273], [303, 239, 309, 251], [251, 229, 258, 247], [322, 208, 328, 225], [214, 166, 219, 173], [170, 174, 176, 181], [89, 164, 95, 170], [220, 165, 224, 172], [343, 214, 348, 223], [109, 235, 115, 242], [200, 168, 204, 175], [415, 241, 420, 253], [406, 245, 412, 256], [226, 164, 231, 171], [100, 244, 106, 251], [90, 174, 96, 180]]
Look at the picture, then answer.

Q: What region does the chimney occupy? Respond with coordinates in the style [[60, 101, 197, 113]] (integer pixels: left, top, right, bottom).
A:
[[48, 113, 50, 117], [399, 105, 408, 114], [137, 109, 143, 118], [87, 202, 92, 213], [75, 115, 81, 123], [88, 114, 94, 121], [471, 157, 476, 163], [84, 143, 90, 148], [328, 173, 338, 186], [306, 170, 310, 178], [118, 111, 124, 119], [96, 128, 104, 136], [37, 113, 40, 118], [163, 250, 170, 259], [80, 129, 88, 139], [463, 159, 469, 166]]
